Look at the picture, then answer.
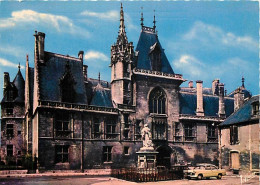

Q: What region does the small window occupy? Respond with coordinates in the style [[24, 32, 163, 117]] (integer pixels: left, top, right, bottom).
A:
[[230, 125, 239, 145], [6, 124, 14, 138], [103, 146, 112, 162], [18, 130, 21, 135], [207, 124, 217, 142], [174, 122, 182, 142], [184, 123, 196, 142], [7, 145, 13, 157], [5, 104, 14, 115], [55, 145, 69, 163], [252, 103, 259, 116], [55, 112, 71, 138], [123, 130, 130, 140], [124, 146, 129, 155], [93, 118, 100, 139], [105, 119, 117, 139], [153, 121, 166, 140], [17, 151, 21, 155]]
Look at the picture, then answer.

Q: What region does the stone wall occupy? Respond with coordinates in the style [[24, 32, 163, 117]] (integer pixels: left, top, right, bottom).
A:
[[220, 122, 260, 172]]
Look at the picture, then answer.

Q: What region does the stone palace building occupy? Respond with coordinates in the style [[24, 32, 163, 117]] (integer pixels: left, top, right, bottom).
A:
[[0, 4, 252, 171]]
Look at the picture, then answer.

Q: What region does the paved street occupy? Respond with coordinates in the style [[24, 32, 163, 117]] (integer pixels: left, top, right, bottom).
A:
[[0, 176, 259, 185]]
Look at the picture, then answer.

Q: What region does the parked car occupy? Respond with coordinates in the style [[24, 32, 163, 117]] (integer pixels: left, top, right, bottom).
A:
[[184, 163, 226, 180]]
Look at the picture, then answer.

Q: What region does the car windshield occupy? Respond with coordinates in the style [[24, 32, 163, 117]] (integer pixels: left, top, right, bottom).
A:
[[195, 166, 205, 170]]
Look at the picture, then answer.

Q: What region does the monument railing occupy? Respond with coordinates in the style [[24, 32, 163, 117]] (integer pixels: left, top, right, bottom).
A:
[[111, 166, 185, 182]]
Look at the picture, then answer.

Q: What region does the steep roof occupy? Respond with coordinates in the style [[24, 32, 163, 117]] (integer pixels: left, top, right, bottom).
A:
[[220, 95, 259, 126], [1, 68, 25, 103], [38, 52, 87, 104], [135, 27, 174, 74], [90, 84, 113, 107], [13, 69, 25, 102], [179, 92, 234, 117], [227, 88, 252, 99]]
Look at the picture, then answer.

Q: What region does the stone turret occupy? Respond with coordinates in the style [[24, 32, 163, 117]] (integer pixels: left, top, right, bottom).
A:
[[110, 3, 134, 105]]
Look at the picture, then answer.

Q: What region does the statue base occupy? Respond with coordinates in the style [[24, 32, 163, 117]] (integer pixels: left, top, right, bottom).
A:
[[136, 149, 158, 169]]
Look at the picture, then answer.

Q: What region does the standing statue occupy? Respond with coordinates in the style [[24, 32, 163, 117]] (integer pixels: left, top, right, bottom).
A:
[[141, 124, 154, 149]]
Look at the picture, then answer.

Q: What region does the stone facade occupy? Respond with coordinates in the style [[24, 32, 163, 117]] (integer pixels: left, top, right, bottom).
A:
[[0, 4, 253, 171], [219, 95, 259, 174]]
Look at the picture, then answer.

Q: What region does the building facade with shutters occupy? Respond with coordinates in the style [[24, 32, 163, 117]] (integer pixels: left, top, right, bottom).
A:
[[219, 94, 259, 173], [0, 4, 252, 170]]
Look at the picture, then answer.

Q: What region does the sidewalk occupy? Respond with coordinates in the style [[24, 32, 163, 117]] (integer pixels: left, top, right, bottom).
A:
[[0, 169, 111, 179]]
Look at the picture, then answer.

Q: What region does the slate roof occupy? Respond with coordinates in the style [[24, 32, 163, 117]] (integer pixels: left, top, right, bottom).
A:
[[227, 88, 252, 99], [180, 87, 213, 95], [13, 69, 25, 102], [179, 92, 234, 117], [87, 78, 111, 89], [39, 52, 87, 104], [220, 95, 259, 126], [135, 27, 174, 74], [90, 84, 113, 107], [1, 69, 25, 103]]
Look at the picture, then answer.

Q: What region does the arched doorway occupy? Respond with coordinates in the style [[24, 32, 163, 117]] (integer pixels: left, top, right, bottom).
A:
[[156, 145, 172, 169]]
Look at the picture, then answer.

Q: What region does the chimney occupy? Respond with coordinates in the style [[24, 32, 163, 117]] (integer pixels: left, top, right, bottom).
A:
[[218, 83, 225, 117], [78, 51, 84, 61], [3, 72, 10, 95], [196, 80, 204, 116], [212, 79, 219, 95], [37, 32, 45, 62], [188, 81, 193, 88], [234, 88, 244, 111], [34, 31, 45, 63], [83, 65, 88, 80]]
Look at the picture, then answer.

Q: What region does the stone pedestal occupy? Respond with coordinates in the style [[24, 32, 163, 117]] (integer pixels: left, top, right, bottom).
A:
[[137, 148, 158, 169]]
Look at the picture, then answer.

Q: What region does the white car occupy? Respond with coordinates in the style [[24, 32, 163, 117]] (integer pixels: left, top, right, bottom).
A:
[[184, 163, 226, 180]]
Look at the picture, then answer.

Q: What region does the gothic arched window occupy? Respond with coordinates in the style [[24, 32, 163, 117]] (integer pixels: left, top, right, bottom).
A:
[[149, 87, 166, 114], [60, 62, 76, 103]]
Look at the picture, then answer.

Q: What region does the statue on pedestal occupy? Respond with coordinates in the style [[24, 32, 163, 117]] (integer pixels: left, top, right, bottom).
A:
[[141, 123, 154, 150]]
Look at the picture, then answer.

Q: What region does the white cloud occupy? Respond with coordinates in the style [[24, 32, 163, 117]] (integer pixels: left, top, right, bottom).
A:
[[0, 58, 24, 69], [80, 10, 138, 31], [183, 21, 258, 52], [84, 50, 109, 62], [0, 45, 26, 58], [0, 10, 90, 38], [81, 10, 118, 21], [173, 55, 205, 77]]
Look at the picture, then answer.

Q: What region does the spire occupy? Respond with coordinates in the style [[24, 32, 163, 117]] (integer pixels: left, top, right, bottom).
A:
[[153, 10, 156, 31], [242, 76, 245, 88], [26, 54, 29, 63], [26, 54, 29, 68], [140, 7, 144, 27], [119, 3, 125, 35], [98, 72, 100, 83], [18, 62, 21, 71]]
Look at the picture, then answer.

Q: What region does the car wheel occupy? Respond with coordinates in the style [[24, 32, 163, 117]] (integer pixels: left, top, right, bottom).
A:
[[197, 174, 203, 180], [217, 174, 222, 179]]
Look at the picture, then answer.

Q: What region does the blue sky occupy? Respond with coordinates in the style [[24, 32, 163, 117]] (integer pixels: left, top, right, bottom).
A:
[[0, 1, 258, 100]]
